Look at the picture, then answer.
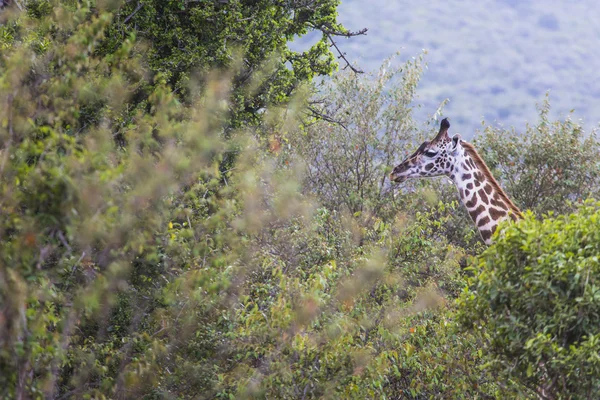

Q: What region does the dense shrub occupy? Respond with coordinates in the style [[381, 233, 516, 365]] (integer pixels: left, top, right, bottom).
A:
[[0, 4, 242, 398], [220, 203, 510, 398], [458, 201, 600, 398]]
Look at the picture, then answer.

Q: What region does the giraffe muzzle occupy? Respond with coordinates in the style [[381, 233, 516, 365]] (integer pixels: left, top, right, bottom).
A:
[[390, 172, 408, 184]]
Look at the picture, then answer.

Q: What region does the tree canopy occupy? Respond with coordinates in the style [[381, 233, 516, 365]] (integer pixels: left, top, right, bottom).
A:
[[100, 0, 365, 127]]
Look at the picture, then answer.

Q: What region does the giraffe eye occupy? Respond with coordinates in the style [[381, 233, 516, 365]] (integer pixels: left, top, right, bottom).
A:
[[424, 151, 437, 157]]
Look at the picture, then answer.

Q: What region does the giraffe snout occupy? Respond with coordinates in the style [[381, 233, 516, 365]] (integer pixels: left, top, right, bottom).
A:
[[390, 163, 410, 183]]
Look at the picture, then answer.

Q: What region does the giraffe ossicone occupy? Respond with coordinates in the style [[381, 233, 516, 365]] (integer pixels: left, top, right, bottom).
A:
[[390, 118, 523, 244]]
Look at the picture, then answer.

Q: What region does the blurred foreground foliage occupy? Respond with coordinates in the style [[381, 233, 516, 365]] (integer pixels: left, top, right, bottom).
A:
[[0, 2, 599, 400]]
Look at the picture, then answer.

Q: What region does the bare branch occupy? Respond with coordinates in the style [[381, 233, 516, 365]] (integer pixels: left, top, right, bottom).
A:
[[124, 1, 144, 24], [308, 23, 367, 73], [305, 105, 349, 131], [325, 30, 365, 74]]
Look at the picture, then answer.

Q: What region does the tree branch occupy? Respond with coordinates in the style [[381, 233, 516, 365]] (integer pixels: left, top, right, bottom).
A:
[[310, 23, 368, 73], [320, 26, 369, 38], [326, 31, 363, 73], [124, 1, 144, 24], [305, 105, 349, 131]]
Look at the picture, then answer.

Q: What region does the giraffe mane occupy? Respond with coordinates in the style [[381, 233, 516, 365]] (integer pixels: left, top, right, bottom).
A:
[[460, 141, 524, 219]]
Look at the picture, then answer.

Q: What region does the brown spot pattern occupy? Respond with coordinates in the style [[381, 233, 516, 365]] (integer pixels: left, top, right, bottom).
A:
[[469, 205, 486, 222], [477, 215, 490, 227], [479, 190, 489, 204], [480, 229, 492, 242], [491, 197, 508, 210], [490, 207, 507, 220], [465, 193, 478, 208]]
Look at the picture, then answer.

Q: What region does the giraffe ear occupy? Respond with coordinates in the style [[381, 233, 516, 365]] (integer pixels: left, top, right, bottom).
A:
[[450, 134, 461, 153]]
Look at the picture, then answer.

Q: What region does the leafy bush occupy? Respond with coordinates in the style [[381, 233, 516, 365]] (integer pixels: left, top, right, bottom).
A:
[[458, 201, 600, 398], [292, 55, 425, 218], [219, 202, 509, 399], [474, 98, 600, 216], [1, 4, 497, 398]]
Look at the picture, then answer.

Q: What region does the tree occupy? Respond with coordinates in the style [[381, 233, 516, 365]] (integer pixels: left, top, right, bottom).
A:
[[0, 7, 509, 396], [100, 0, 366, 128]]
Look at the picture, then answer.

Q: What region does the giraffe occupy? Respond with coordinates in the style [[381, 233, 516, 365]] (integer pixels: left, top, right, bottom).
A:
[[390, 118, 523, 244]]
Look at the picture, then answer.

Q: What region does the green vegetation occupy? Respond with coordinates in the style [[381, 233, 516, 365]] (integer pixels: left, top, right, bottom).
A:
[[473, 100, 600, 216], [458, 202, 600, 398], [99, 0, 355, 127], [0, 2, 598, 399]]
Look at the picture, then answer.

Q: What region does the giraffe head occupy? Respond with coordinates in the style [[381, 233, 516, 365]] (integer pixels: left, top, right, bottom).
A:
[[390, 118, 462, 183]]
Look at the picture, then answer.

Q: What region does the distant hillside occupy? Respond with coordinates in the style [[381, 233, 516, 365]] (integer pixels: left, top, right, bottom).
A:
[[296, 0, 600, 137]]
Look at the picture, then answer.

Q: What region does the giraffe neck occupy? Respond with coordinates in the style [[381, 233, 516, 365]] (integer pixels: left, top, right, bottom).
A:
[[450, 142, 522, 244]]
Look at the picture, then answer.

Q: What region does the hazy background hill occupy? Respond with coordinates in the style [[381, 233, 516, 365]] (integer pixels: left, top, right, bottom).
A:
[[296, 0, 600, 137]]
